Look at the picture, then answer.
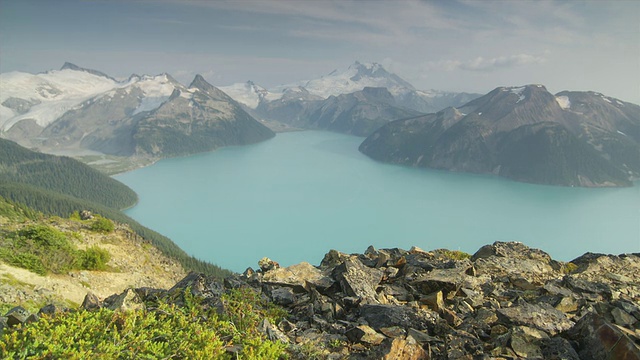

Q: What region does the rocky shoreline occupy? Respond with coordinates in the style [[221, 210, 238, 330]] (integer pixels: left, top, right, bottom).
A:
[[3, 241, 639, 359]]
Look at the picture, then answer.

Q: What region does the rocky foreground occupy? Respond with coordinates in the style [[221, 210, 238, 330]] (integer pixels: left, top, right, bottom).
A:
[[4, 242, 640, 359]]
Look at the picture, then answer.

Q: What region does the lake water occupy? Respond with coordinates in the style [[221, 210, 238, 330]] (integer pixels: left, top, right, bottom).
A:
[[115, 131, 640, 272]]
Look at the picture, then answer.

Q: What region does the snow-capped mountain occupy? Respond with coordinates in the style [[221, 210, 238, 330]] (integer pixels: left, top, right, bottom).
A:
[[277, 61, 416, 99], [218, 81, 272, 109], [222, 61, 480, 113], [1, 63, 274, 158]]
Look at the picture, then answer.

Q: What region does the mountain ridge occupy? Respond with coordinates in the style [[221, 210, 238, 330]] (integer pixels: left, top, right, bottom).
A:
[[1, 64, 275, 168], [360, 84, 640, 187]]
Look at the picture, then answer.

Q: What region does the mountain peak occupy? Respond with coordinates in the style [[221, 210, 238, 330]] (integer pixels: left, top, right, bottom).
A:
[[189, 74, 214, 91], [60, 62, 115, 80]]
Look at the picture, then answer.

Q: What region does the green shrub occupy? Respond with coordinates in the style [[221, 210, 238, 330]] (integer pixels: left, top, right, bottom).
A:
[[18, 225, 68, 248], [90, 216, 114, 233], [0, 292, 288, 359], [80, 246, 111, 271], [561, 262, 578, 274], [437, 249, 472, 260]]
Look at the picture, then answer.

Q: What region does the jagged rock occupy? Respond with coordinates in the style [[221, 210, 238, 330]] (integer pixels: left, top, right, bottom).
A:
[[360, 304, 436, 332], [346, 324, 386, 345], [378, 336, 428, 360], [262, 262, 334, 291], [508, 325, 549, 358], [104, 288, 145, 312], [81, 292, 102, 311], [554, 295, 581, 313], [334, 257, 383, 304], [320, 249, 351, 268], [419, 290, 444, 311], [612, 306, 638, 327], [169, 272, 224, 300], [568, 312, 640, 360], [446, 329, 485, 358], [38, 303, 68, 316], [259, 257, 280, 272], [134, 287, 165, 302], [5, 306, 29, 327], [379, 326, 407, 338], [259, 318, 290, 343], [269, 286, 295, 305], [411, 267, 470, 298], [472, 241, 553, 263], [407, 328, 440, 344], [540, 337, 580, 360], [497, 302, 572, 336]]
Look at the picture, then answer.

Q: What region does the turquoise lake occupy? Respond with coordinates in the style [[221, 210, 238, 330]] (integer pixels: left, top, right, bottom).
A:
[[115, 131, 640, 272]]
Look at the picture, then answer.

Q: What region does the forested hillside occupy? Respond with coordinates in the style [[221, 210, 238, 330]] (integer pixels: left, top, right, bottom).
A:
[[0, 138, 137, 209], [0, 139, 231, 278]]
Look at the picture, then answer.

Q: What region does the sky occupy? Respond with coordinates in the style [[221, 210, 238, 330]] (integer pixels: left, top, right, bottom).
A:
[[1, 0, 639, 103]]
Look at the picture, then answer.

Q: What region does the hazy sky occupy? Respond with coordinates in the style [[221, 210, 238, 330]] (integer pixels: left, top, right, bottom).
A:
[[1, 0, 638, 102]]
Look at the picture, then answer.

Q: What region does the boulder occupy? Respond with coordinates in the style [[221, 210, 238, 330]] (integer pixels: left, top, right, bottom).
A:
[[5, 306, 30, 327], [258, 257, 280, 272], [497, 302, 573, 336], [38, 303, 69, 316], [568, 312, 640, 360], [360, 304, 436, 332], [334, 257, 383, 304], [378, 336, 428, 360], [540, 337, 580, 360], [104, 288, 145, 312], [508, 325, 549, 358], [81, 292, 102, 311], [259, 318, 290, 344], [345, 325, 386, 345], [262, 262, 334, 291]]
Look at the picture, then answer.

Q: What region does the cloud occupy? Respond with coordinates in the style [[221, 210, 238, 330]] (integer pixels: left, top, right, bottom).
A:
[[426, 53, 547, 72]]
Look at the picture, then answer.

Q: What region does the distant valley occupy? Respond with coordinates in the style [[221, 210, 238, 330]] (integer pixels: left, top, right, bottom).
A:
[[1, 62, 638, 187]]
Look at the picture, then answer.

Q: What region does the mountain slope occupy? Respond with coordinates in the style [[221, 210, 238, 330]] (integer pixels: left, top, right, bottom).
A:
[[360, 85, 640, 187], [304, 87, 420, 136], [133, 75, 275, 157]]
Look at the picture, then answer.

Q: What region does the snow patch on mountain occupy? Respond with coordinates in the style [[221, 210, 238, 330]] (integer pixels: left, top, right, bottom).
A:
[[292, 61, 414, 99], [555, 96, 571, 109], [219, 81, 268, 109], [0, 69, 120, 130], [129, 74, 178, 115]]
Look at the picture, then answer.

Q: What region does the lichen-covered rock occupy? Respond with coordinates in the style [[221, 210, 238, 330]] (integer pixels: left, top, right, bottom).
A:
[[258, 257, 280, 272], [262, 262, 334, 291], [378, 336, 428, 360], [360, 304, 436, 332], [334, 257, 383, 304], [497, 302, 573, 336]]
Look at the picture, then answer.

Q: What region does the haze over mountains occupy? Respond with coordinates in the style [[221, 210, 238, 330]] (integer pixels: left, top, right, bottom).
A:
[[360, 85, 640, 187], [1, 62, 638, 187]]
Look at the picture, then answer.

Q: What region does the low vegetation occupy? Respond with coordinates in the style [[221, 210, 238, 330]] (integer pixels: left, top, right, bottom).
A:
[[0, 223, 112, 276], [1, 288, 289, 359]]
